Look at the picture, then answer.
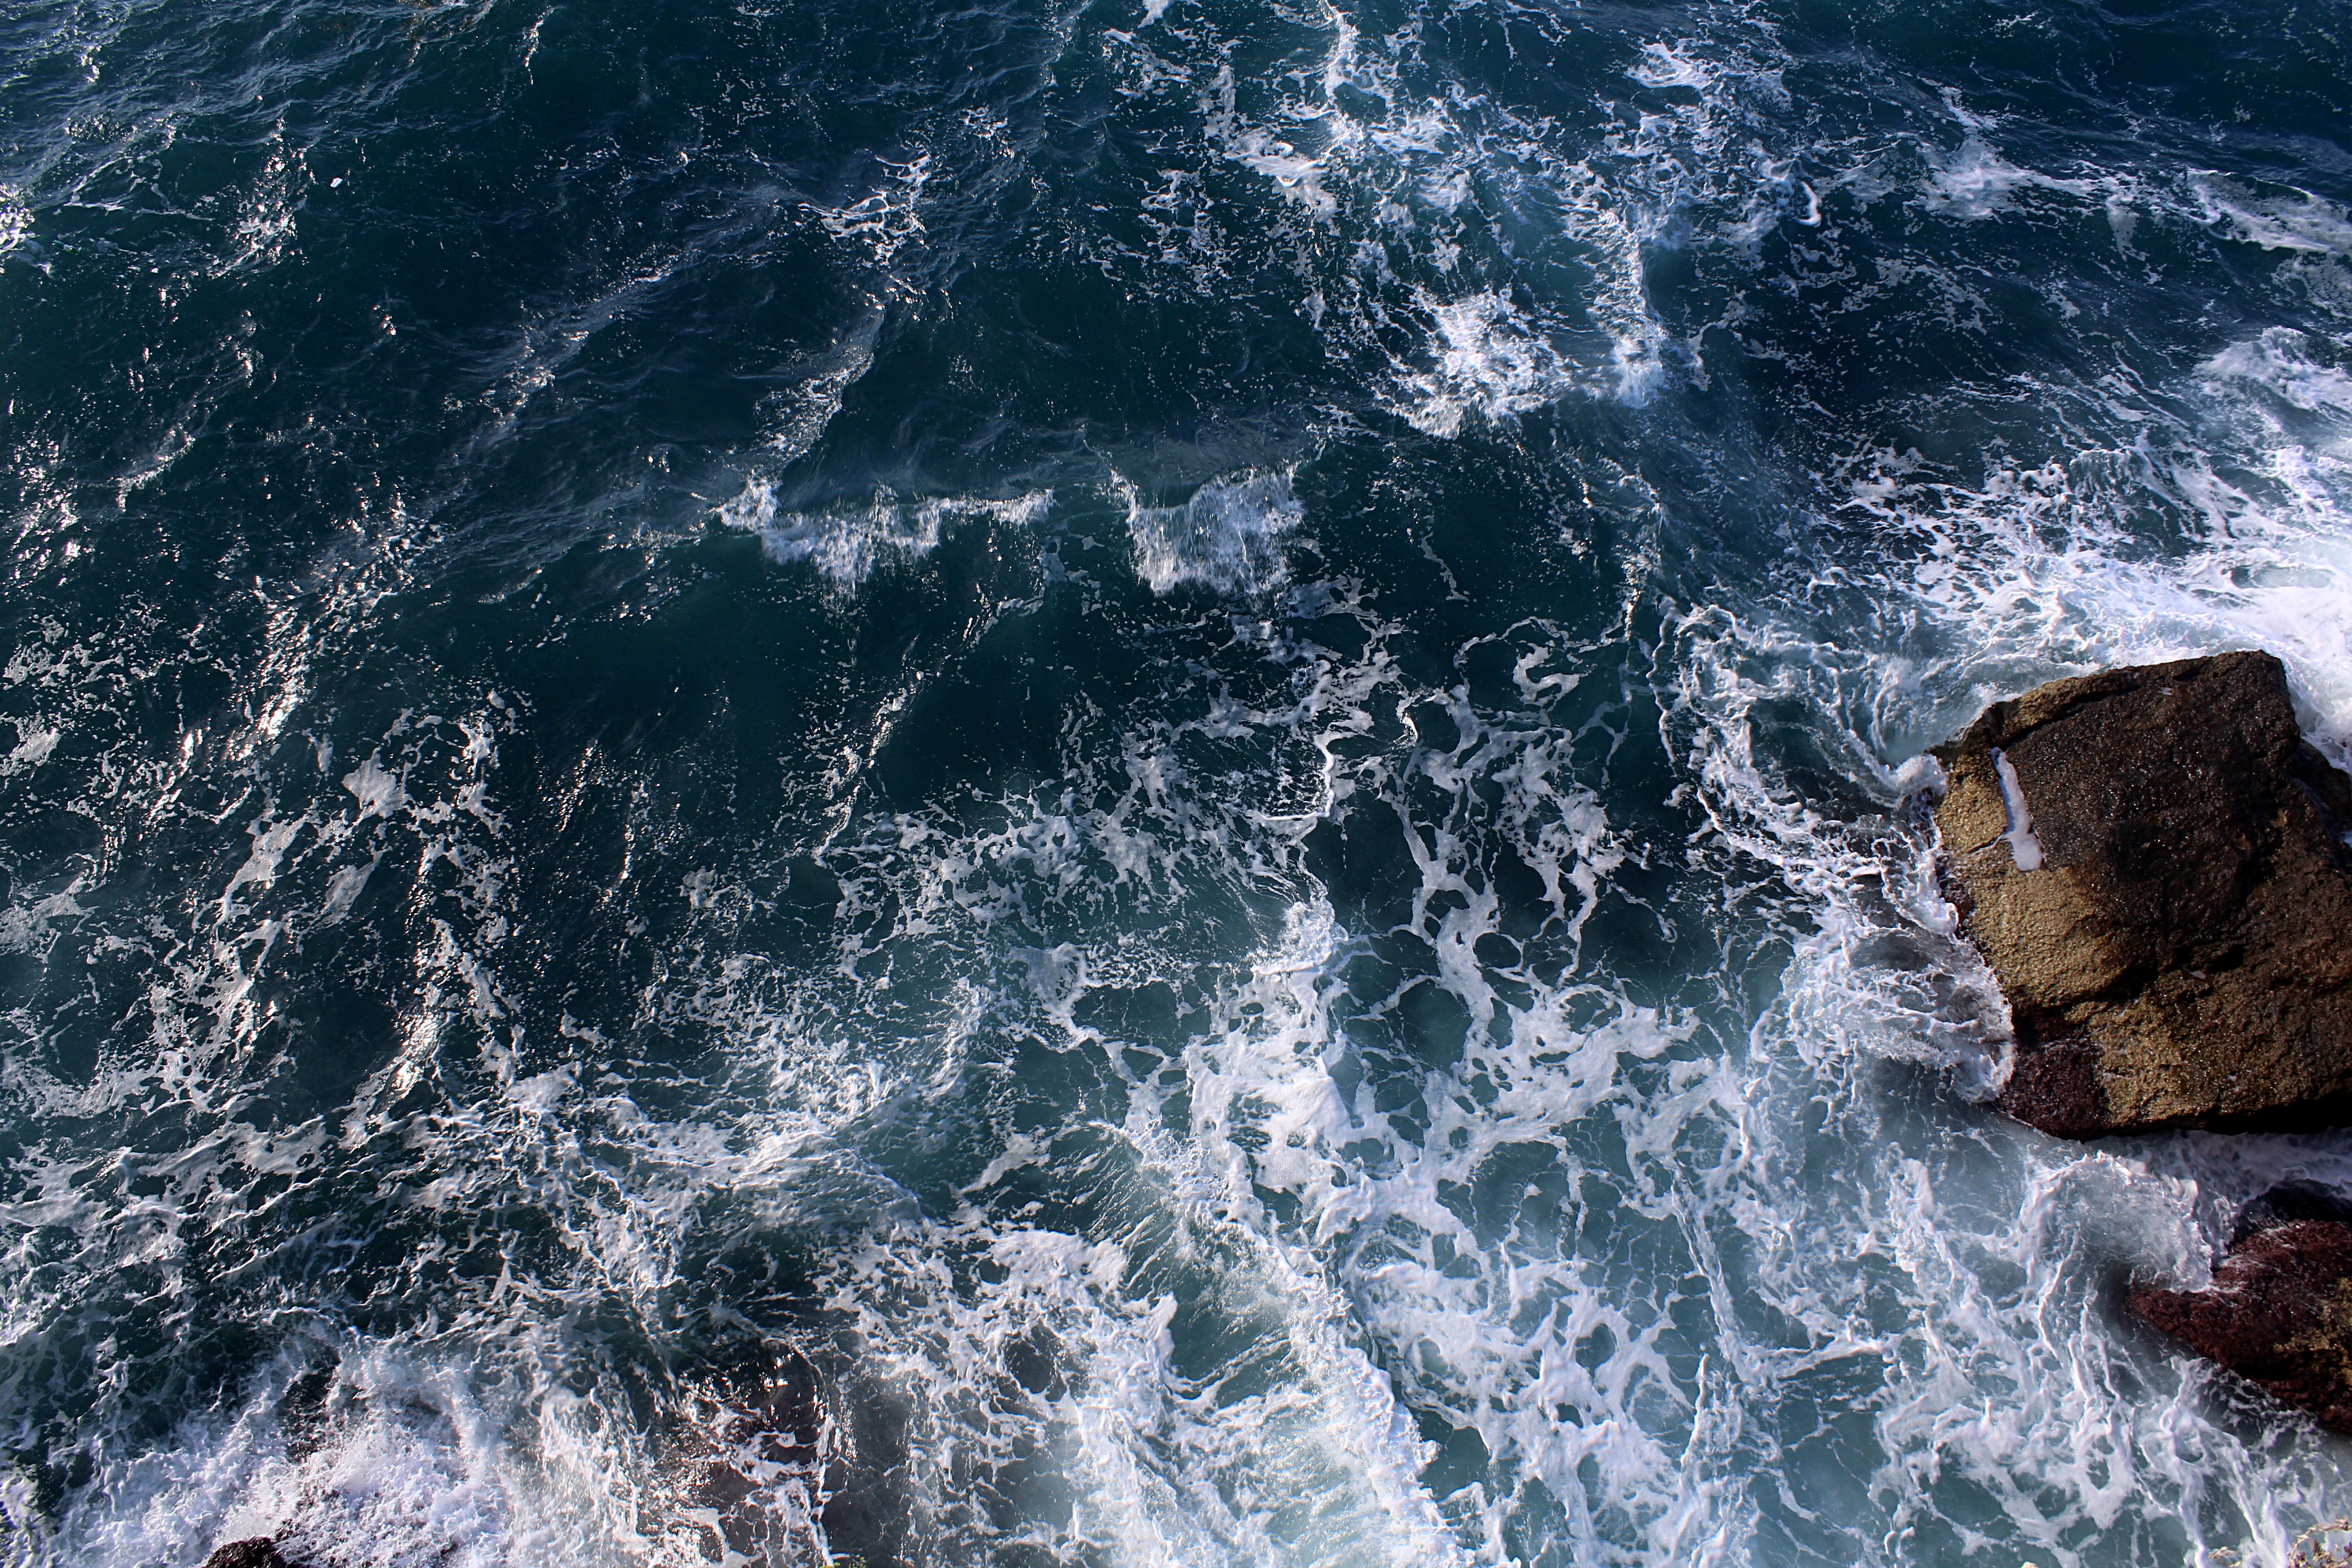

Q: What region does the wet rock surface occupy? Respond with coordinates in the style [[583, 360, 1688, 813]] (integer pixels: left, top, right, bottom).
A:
[[2133, 1187, 2352, 1436], [665, 1340, 834, 1565], [1931, 650, 2352, 1137], [201, 1541, 298, 1568]]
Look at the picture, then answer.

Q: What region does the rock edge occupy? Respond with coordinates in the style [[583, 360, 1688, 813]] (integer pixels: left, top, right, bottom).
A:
[[1929, 649, 2352, 1137], [2131, 1186, 2352, 1437]]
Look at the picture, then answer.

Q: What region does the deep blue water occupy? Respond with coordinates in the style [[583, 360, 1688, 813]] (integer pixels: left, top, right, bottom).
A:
[[2, 0, 2350, 1562]]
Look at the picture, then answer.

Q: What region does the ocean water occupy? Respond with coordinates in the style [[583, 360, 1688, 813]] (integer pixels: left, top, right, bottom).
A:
[[2, 0, 2350, 1562]]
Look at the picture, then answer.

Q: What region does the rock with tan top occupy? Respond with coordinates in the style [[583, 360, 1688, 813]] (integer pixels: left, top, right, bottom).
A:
[[1930, 650, 2352, 1137]]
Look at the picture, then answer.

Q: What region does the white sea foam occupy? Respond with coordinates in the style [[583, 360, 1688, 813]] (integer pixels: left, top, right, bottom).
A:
[[830, 1145, 1478, 1568], [769, 669, 1708, 1562], [721, 483, 1051, 589], [1921, 96, 2100, 222], [1122, 469, 1303, 595], [814, 154, 934, 268], [521, 548, 1755, 1565], [34, 1335, 724, 1568], [0, 186, 31, 260], [2191, 177, 2352, 257], [1394, 291, 1575, 437]]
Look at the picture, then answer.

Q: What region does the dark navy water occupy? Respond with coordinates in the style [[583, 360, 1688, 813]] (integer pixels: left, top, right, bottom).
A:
[[3, 0, 2350, 1562]]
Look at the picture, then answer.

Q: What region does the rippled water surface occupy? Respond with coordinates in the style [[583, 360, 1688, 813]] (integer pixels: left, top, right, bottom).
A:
[[3, 0, 2351, 1561]]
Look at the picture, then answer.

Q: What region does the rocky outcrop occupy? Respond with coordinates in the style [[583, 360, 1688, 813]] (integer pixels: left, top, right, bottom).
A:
[[1931, 650, 2352, 1137], [202, 1541, 298, 1568], [2132, 1184, 2352, 1435], [665, 1340, 835, 1566]]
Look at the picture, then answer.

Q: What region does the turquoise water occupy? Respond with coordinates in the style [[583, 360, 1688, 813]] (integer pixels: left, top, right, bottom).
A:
[[2, 0, 2350, 1562]]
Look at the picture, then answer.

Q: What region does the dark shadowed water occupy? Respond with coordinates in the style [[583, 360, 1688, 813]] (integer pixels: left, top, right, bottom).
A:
[[2, 0, 2350, 1561]]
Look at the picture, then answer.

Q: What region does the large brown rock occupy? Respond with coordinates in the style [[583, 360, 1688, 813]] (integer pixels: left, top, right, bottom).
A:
[[1930, 650, 2352, 1137], [2132, 1186, 2352, 1435]]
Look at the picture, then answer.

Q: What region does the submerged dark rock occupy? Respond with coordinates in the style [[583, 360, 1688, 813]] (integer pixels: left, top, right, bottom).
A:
[[201, 1541, 297, 1568], [1929, 650, 2352, 1137], [666, 1339, 835, 1565], [2232, 1180, 2352, 1242], [2132, 1208, 2352, 1436]]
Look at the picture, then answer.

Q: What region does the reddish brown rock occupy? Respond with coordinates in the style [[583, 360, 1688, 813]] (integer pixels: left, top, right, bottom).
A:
[[1930, 650, 2352, 1137], [2133, 1190, 2352, 1435]]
